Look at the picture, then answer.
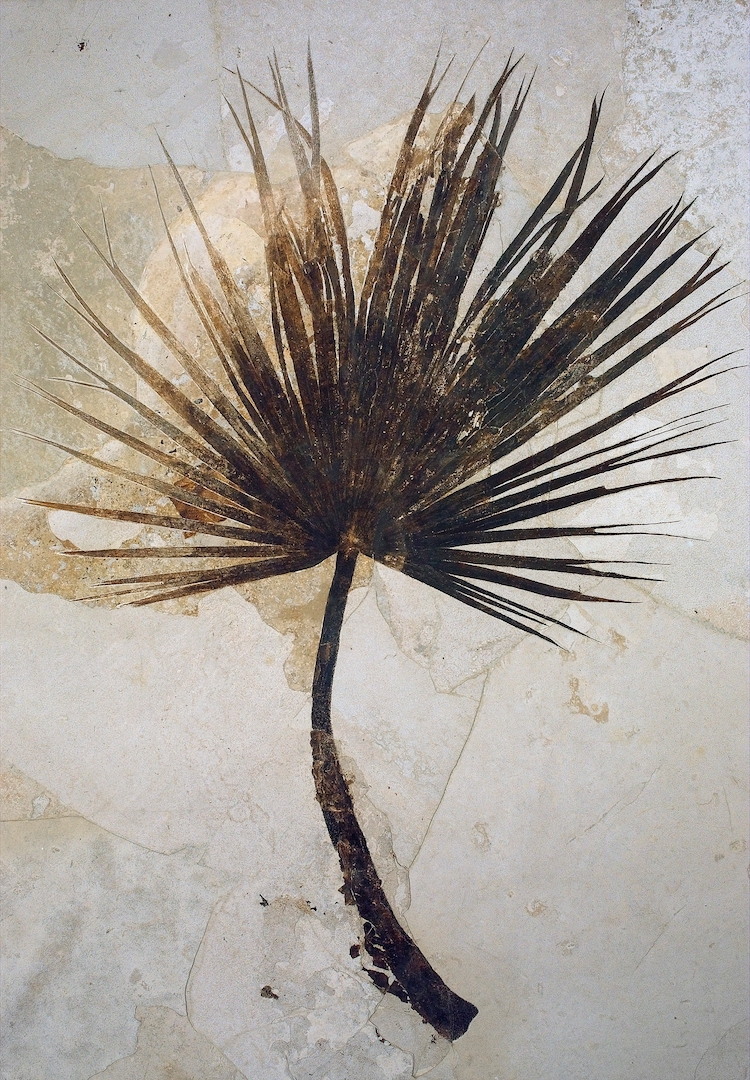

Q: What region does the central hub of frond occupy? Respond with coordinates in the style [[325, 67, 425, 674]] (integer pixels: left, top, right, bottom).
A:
[[337, 505, 407, 564]]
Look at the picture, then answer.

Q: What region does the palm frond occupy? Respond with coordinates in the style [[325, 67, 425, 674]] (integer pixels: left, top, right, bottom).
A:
[[29, 55, 733, 621]]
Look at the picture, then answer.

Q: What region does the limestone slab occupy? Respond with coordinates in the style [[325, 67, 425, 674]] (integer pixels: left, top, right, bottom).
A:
[[0, 1, 747, 1076]]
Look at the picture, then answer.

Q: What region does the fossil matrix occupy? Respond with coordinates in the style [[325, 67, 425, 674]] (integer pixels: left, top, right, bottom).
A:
[[23, 49, 734, 1039]]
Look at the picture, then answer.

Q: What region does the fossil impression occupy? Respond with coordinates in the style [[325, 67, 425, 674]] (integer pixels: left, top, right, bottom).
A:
[[22, 51, 734, 1040]]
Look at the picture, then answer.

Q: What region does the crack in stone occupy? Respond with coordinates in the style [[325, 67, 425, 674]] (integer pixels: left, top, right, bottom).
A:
[[83, 1003, 250, 1080], [692, 1019, 748, 1080], [567, 763, 662, 844], [407, 671, 489, 873], [632, 580, 750, 643], [1, 811, 81, 822], [80, 1004, 142, 1080], [184, 901, 217, 1023], [634, 903, 687, 972], [722, 786, 734, 833], [366, 1018, 416, 1075], [0, 810, 184, 858], [372, 564, 443, 678]]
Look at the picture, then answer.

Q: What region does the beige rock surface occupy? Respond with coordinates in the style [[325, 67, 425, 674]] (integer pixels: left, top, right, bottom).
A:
[[407, 599, 748, 1079], [0, 815, 227, 1080], [1, 2, 747, 1078], [90, 1006, 245, 1080]]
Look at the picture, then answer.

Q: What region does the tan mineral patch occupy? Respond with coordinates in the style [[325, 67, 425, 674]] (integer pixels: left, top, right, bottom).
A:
[[239, 556, 373, 691], [0, 126, 207, 496], [0, 758, 78, 822], [697, 597, 749, 641], [565, 676, 610, 724]]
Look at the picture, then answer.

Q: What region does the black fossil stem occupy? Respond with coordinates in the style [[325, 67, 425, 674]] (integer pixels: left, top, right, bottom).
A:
[[310, 547, 479, 1041]]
